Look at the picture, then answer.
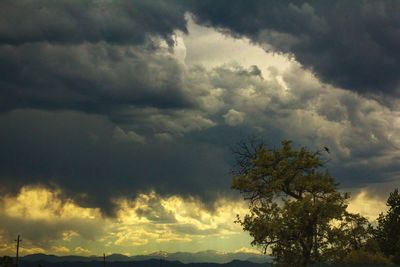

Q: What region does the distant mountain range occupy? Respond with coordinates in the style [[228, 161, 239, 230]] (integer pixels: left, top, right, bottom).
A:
[[19, 259, 271, 267], [16, 253, 396, 267], [21, 250, 271, 264]]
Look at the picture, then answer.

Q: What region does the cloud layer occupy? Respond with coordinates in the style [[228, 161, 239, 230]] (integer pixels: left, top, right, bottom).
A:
[[0, 186, 251, 255], [186, 0, 400, 96], [0, 0, 187, 45], [2, 59, 400, 214], [0, 186, 387, 256], [1, 1, 400, 251]]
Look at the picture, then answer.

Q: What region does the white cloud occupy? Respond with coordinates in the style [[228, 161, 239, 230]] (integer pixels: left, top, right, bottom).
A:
[[74, 246, 91, 255], [223, 109, 245, 126], [172, 36, 187, 63], [180, 16, 292, 73], [234, 247, 261, 254], [52, 246, 71, 254]]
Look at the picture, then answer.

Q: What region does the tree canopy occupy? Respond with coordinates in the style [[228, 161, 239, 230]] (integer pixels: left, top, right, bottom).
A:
[[231, 140, 368, 267], [375, 188, 400, 264]]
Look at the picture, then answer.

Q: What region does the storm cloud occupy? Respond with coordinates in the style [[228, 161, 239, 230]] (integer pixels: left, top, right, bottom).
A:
[[0, 43, 191, 114], [0, 0, 187, 45], [185, 0, 400, 96], [2, 61, 400, 215], [1, 0, 400, 220]]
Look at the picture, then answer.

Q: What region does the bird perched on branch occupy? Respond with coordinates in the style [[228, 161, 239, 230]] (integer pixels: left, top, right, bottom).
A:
[[324, 146, 330, 153]]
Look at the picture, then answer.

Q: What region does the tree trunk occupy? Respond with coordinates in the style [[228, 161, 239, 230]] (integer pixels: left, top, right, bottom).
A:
[[300, 234, 313, 267]]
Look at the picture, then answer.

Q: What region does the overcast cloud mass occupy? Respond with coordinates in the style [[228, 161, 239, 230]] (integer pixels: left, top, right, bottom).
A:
[[1, 0, 400, 256]]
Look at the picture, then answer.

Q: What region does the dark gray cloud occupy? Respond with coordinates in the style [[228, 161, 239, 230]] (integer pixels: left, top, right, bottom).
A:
[[0, 0, 193, 121], [0, 0, 187, 46], [0, 0, 230, 215], [0, 43, 191, 116], [0, 109, 231, 215], [185, 0, 400, 95], [4, 0, 400, 113], [2, 61, 400, 216], [1, 0, 400, 218]]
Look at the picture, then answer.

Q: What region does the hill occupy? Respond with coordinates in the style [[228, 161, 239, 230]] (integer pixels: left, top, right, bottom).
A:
[[20, 251, 270, 264], [19, 259, 269, 267]]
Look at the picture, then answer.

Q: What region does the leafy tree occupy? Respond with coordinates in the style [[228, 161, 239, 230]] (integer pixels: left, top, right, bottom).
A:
[[375, 188, 400, 264], [328, 214, 392, 265], [232, 140, 357, 267], [338, 249, 393, 265], [330, 213, 371, 252]]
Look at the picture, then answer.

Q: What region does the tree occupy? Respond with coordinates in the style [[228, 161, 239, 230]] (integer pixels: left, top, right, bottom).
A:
[[330, 213, 371, 253], [375, 188, 400, 264], [232, 140, 352, 267], [328, 213, 392, 265]]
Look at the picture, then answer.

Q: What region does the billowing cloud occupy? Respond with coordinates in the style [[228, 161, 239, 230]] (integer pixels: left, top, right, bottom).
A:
[[0, 109, 230, 216], [0, 0, 187, 45], [0, 186, 251, 255], [0, 186, 104, 253], [1, 1, 400, 255], [0, 42, 191, 114], [0, 186, 387, 256], [185, 1, 400, 96], [2, 57, 400, 215], [223, 109, 245, 126]]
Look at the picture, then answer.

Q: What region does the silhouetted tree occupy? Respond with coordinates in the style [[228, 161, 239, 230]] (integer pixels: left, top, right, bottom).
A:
[[375, 188, 400, 264], [232, 140, 366, 267], [331, 213, 372, 252], [328, 213, 392, 265]]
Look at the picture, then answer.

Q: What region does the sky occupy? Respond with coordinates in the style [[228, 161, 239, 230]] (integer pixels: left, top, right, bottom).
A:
[[1, 0, 400, 257]]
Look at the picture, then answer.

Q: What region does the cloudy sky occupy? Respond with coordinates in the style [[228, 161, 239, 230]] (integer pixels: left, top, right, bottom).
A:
[[1, 0, 400, 256]]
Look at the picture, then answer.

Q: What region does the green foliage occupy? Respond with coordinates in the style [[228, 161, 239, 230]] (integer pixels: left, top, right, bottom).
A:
[[331, 222, 393, 265], [232, 140, 360, 267], [375, 189, 400, 265], [338, 249, 393, 265], [323, 213, 374, 263]]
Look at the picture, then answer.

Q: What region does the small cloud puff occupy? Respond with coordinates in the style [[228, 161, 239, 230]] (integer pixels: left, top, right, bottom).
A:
[[74, 246, 91, 255], [113, 127, 146, 144], [223, 109, 245, 126]]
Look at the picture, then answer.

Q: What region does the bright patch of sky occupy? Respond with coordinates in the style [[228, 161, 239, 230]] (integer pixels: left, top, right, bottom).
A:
[[175, 16, 292, 76]]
